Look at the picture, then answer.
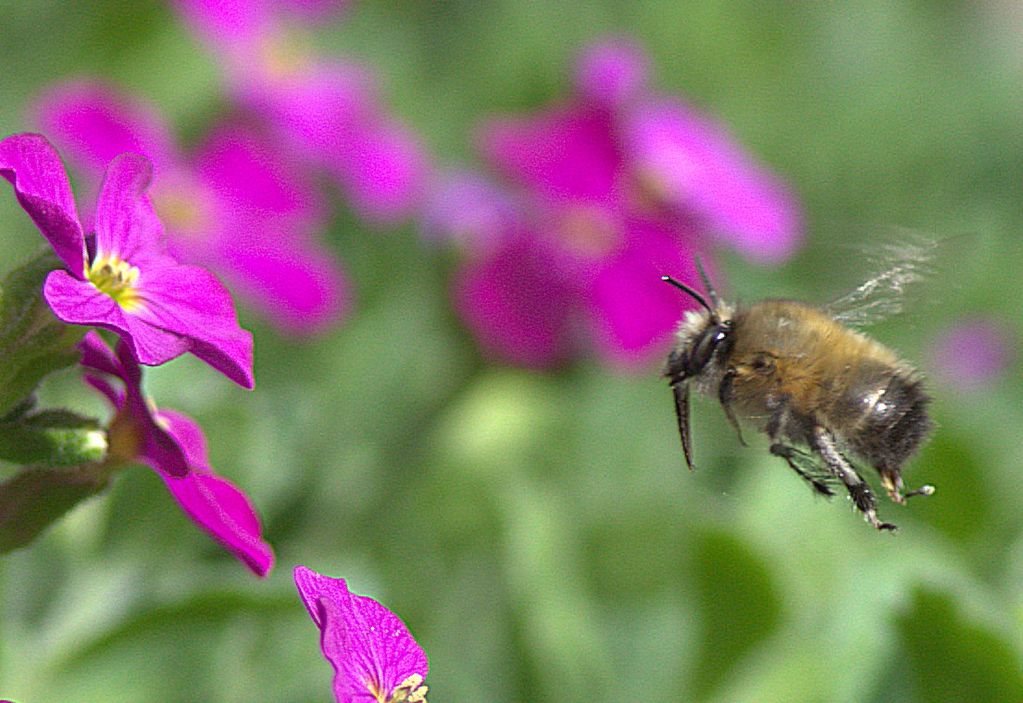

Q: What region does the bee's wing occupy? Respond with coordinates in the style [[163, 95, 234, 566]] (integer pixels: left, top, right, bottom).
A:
[[784, 445, 843, 492], [670, 381, 696, 471], [823, 231, 947, 328]]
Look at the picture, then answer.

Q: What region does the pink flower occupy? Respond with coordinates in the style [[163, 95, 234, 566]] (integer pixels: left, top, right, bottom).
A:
[[0, 133, 254, 387], [81, 332, 274, 577], [174, 0, 429, 223], [624, 99, 802, 262], [33, 81, 349, 336], [928, 318, 1015, 391], [294, 566, 429, 703], [437, 37, 801, 368]]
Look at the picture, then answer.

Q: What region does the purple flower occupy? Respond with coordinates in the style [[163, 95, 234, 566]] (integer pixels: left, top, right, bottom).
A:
[[0, 132, 254, 387], [928, 318, 1015, 391], [421, 171, 519, 249], [439, 37, 799, 368], [33, 82, 349, 336], [624, 99, 802, 262], [294, 566, 429, 703], [174, 0, 429, 223], [81, 331, 274, 577], [574, 37, 649, 109]]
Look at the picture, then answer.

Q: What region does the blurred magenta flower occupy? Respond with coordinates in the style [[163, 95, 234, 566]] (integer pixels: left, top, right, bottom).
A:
[[81, 332, 274, 577], [574, 39, 649, 109], [421, 171, 519, 249], [0, 133, 254, 388], [624, 99, 801, 262], [174, 0, 429, 223], [928, 318, 1015, 391], [436, 37, 801, 368], [294, 565, 429, 703], [33, 81, 349, 336]]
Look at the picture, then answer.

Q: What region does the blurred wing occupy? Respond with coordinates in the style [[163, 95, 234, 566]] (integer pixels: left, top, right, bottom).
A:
[[823, 231, 946, 328]]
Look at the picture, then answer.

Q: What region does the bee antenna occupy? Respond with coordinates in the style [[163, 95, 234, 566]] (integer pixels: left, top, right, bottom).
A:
[[661, 275, 713, 313], [694, 257, 720, 307]]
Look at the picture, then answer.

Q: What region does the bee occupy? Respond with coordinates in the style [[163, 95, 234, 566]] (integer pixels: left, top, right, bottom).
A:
[[662, 254, 936, 531]]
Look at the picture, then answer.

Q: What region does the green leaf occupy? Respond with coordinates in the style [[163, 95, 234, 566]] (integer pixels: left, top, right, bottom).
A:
[[690, 529, 783, 699], [0, 249, 86, 416], [0, 409, 107, 467], [894, 587, 1023, 703], [0, 463, 111, 553]]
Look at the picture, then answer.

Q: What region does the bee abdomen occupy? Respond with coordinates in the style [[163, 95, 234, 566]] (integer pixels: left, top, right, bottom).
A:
[[847, 373, 932, 471]]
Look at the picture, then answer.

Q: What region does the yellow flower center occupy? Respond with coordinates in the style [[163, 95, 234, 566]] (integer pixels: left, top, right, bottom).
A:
[[557, 204, 621, 258], [106, 408, 143, 463], [369, 674, 428, 703], [260, 29, 314, 81], [88, 256, 142, 311], [153, 187, 204, 235]]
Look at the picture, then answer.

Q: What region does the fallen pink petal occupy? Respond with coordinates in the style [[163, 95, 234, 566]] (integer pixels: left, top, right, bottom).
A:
[[294, 565, 429, 703]]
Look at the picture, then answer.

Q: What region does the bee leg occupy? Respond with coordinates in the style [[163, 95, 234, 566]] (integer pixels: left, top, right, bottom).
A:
[[718, 369, 747, 446], [669, 381, 697, 471], [879, 467, 935, 504], [769, 443, 834, 496], [811, 427, 897, 532]]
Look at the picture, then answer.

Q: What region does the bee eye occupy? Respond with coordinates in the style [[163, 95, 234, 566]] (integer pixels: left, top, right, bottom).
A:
[[688, 325, 728, 374]]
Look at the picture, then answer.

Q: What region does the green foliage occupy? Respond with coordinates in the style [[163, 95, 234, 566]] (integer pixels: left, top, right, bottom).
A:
[[895, 588, 1023, 702], [690, 530, 782, 699], [0, 249, 85, 417], [0, 409, 107, 467], [0, 463, 110, 553]]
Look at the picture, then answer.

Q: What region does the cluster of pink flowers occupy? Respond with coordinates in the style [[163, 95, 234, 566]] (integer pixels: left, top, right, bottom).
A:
[[429, 38, 802, 367]]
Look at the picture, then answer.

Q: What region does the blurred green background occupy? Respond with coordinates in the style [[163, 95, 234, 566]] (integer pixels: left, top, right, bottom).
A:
[[2, 1, 1022, 701]]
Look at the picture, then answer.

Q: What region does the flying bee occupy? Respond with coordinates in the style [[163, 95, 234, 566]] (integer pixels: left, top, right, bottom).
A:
[[662, 253, 936, 531]]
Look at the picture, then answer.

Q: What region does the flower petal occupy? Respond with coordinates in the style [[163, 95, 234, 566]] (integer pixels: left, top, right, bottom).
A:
[[240, 57, 427, 223], [132, 262, 254, 388], [240, 60, 375, 157], [454, 234, 579, 368], [293, 566, 428, 701], [0, 133, 86, 275], [94, 152, 166, 262], [928, 318, 1015, 391], [575, 37, 649, 109], [481, 106, 621, 205], [31, 81, 179, 178], [625, 98, 802, 262], [173, 0, 269, 45], [323, 116, 428, 223], [193, 121, 325, 223], [78, 329, 124, 378], [588, 219, 709, 365], [111, 342, 189, 477], [45, 268, 191, 366], [160, 409, 274, 577], [420, 172, 518, 249], [210, 216, 349, 336], [78, 333, 189, 476]]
